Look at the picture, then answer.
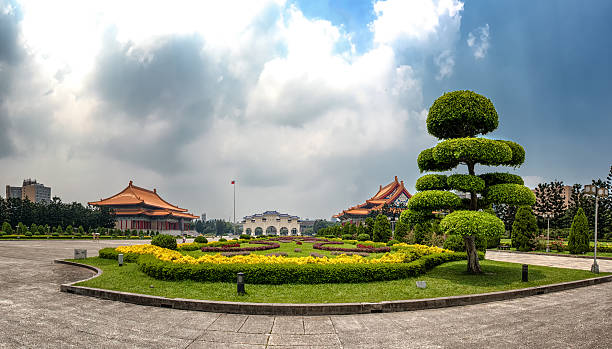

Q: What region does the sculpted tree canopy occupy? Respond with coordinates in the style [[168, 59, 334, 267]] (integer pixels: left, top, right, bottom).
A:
[[405, 90, 535, 274]]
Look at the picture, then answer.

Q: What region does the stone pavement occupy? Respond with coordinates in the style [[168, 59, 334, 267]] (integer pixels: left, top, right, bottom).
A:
[[0, 240, 611, 348], [486, 250, 612, 272]]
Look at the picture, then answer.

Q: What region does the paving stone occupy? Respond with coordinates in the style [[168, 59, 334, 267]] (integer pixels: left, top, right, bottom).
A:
[[207, 313, 249, 332], [303, 316, 335, 334], [195, 330, 268, 345], [271, 316, 304, 334], [268, 333, 342, 347], [239, 315, 275, 334]]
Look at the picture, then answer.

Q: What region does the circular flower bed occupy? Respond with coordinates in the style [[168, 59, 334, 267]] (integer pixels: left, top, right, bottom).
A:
[[313, 241, 391, 253], [200, 240, 280, 252]]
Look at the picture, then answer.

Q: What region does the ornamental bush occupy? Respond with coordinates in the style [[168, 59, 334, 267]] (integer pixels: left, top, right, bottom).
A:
[[485, 184, 536, 206], [194, 236, 208, 243], [341, 234, 353, 240], [417, 147, 459, 172], [511, 206, 538, 251], [2, 222, 12, 235], [357, 233, 370, 241], [447, 174, 485, 193], [372, 214, 391, 242], [151, 234, 178, 250], [432, 138, 512, 167], [440, 211, 504, 239], [568, 208, 589, 254], [443, 234, 465, 252], [415, 174, 448, 191]]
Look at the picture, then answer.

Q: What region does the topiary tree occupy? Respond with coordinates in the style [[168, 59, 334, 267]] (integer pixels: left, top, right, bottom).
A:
[[511, 206, 538, 251], [568, 208, 589, 254], [372, 214, 391, 242], [407, 90, 535, 273]]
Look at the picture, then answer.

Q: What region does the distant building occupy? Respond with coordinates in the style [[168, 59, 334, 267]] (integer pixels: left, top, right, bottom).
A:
[[334, 176, 412, 224], [5, 179, 51, 203], [242, 211, 301, 236], [89, 181, 198, 235]]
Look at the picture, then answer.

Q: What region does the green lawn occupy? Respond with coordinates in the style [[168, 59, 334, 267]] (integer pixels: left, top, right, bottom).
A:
[[183, 240, 387, 259], [72, 257, 604, 303]]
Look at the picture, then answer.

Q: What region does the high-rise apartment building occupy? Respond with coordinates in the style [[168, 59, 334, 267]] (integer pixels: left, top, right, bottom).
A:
[[5, 179, 52, 203]]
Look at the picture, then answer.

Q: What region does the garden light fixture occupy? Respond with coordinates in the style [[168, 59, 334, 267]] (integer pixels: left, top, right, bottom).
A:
[[583, 184, 608, 273], [118, 253, 123, 267], [237, 272, 245, 295]]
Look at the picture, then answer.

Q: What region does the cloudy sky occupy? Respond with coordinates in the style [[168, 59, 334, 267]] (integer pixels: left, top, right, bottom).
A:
[[1, 0, 611, 221]]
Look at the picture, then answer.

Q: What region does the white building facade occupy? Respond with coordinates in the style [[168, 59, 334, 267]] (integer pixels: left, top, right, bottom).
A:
[[242, 211, 301, 236]]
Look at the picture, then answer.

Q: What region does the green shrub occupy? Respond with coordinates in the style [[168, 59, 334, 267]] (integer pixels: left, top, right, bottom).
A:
[[407, 191, 461, 211], [415, 174, 448, 191], [443, 234, 465, 252], [341, 234, 353, 240], [239, 234, 251, 240], [2, 222, 12, 235], [386, 239, 400, 246], [98, 248, 140, 262], [512, 206, 538, 251], [399, 209, 434, 227], [137, 252, 470, 284], [151, 234, 178, 250], [498, 140, 525, 166], [417, 147, 459, 172], [17, 222, 27, 235], [440, 211, 504, 239], [568, 208, 589, 254], [485, 184, 536, 206], [194, 236, 208, 243], [357, 233, 370, 241], [433, 138, 512, 167], [25, 231, 32, 237], [219, 238, 227, 242], [447, 174, 485, 193]]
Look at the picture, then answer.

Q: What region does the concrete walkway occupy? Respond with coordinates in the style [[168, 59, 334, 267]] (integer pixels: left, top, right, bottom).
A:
[[487, 250, 612, 272], [0, 240, 610, 348]]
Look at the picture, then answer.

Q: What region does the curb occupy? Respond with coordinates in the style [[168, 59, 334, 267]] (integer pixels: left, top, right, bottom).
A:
[[54, 259, 612, 316], [488, 249, 612, 260]]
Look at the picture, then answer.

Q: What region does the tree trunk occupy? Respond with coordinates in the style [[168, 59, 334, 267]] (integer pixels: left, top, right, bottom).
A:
[[464, 235, 482, 274], [467, 162, 478, 210]]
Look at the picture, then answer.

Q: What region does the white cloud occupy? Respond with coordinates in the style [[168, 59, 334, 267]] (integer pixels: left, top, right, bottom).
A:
[[522, 176, 545, 189], [467, 23, 490, 59], [1, 0, 462, 219]]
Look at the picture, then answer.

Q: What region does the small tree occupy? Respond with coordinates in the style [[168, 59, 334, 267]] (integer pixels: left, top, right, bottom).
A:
[[17, 222, 27, 234], [372, 214, 391, 242], [512, 206, 538, 251], [66, 225, 74, 235], [364, 217, 374, 237], [533, 181, 566, 229], [568, 208, 589, 254], [2, 222, 13, 234]]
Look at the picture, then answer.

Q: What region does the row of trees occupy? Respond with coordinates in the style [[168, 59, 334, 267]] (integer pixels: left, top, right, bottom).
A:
[[0, 196, 115, 231], [316, 215, 392, 242], [496, 165, 612, 240], [194, 219, 237, 236]]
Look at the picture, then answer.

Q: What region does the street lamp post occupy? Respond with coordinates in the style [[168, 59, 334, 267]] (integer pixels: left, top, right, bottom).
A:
[[583, 184, 609, 274], [543, 213, 551, 253]]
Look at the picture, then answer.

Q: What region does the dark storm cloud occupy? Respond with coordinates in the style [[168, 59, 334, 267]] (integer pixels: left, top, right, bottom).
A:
[[0, 0, 24, 157], [89, 32, 243, 172]]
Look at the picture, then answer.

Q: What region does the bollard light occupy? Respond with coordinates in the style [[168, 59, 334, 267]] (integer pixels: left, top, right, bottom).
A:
[[522, 264, 528, 282], [118, 253, 124, 267], [237, 272, 245, 295]]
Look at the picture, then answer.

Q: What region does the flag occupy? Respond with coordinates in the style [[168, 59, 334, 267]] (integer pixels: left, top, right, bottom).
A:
[[231, 180, 235, 184]]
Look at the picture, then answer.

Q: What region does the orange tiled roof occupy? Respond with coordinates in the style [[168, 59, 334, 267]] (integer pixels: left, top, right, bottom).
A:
[[89, 181, 188, 212], [335, 176, 412, 219]]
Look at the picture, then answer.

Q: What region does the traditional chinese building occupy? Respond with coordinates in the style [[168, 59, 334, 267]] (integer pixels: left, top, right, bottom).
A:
[[89, 181, 198, 235], [334, 176, 412, 223]]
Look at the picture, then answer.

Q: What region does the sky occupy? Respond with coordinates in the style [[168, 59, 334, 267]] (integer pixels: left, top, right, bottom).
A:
[[0, 0, 611, 221]]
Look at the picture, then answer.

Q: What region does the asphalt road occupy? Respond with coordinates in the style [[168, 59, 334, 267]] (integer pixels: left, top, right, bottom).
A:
[[0, 240, 610, 348]]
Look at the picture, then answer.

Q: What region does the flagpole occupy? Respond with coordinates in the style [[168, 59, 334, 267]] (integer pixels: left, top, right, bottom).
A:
[[233, 181, 236, 224]]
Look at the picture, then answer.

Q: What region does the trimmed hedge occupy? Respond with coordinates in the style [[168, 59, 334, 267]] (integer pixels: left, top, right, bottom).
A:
[[415, 174, 449, 191], [497, 140, 525, 166], [151, 234, 178, 250], [194, 236, 208, 243], [485, 183, 536, 206], [313, 241, 391, 253], [399, 209, 434, 226], [433, 138, 512, 166], [440, 210, 505, 239], [447, 174, 485, 193], [407, 190, 461, 211], [137, 252, 470, 284], [479, 172, 524, 186], [200, 240, 280, 252], [98, 247, 140, 262]]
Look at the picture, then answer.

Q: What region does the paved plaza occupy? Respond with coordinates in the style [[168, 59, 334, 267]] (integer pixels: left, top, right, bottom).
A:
[[0, 240, 611, 348]]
